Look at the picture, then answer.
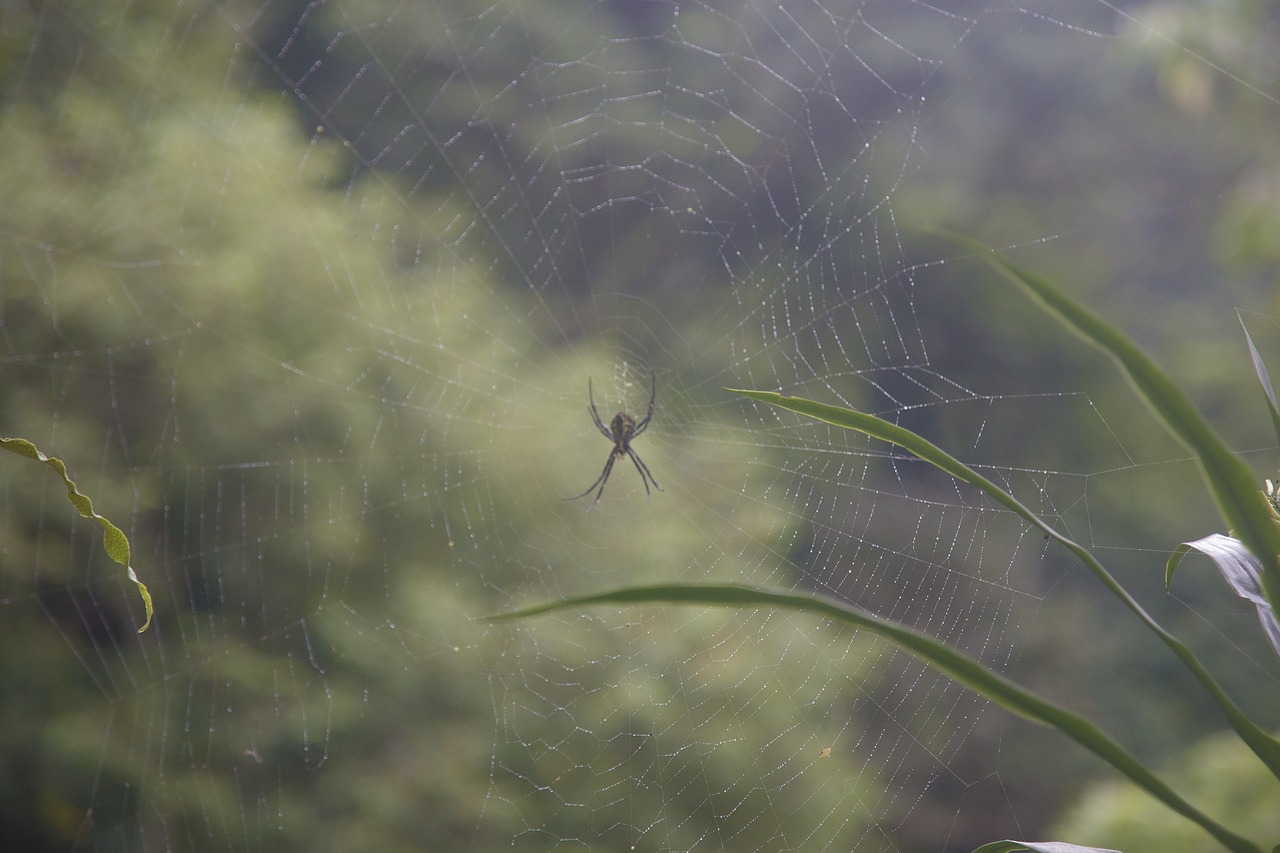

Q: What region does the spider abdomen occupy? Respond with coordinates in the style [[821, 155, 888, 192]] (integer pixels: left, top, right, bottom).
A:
[[611, 413, 636, 448]]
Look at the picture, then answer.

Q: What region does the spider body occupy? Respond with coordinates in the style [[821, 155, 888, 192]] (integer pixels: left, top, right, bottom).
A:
[[567, 375, 663, 506]]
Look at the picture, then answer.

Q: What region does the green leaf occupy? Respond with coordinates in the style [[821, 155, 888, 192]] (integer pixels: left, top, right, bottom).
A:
[[494, 583, 1262, 853], [975, 248, 1280, 620], [1167, 542, 1194, 591], [727, 388, 1280, 783], [1, 436, 153, 633], [1168, 534, 1280, 660], [1237, 313, 1280, 451], [727, 388, 1053, 535], [970, 842, 1121, 853]]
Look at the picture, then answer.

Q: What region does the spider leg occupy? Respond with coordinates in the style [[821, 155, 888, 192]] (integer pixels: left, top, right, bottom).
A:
[[565, 452, 617, 505], [587, 378, 612, 439], [626, 447, 663, 500], [632, 372, 657, 436]]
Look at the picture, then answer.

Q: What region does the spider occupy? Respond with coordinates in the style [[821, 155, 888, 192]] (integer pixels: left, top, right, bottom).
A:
[[566, 374, 663, 506]]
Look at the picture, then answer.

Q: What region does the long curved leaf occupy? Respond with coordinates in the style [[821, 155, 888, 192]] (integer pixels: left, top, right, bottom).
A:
[[1237, 313, 1280, 451], [2, 436, 153, 633], [977, 250, 1280, 617], [493, 583, 1262, 853], [727, 388, 1280, 781]]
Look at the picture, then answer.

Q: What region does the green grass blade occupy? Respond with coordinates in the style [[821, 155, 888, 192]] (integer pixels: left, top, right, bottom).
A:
[[493, 583, 1262, 853], [2, 436, 153, 633], [980, 253, 1280, 616], [1237, 313, 1280, 452], [728, 389, 1055, 536], [727, 388, 1280, 780]]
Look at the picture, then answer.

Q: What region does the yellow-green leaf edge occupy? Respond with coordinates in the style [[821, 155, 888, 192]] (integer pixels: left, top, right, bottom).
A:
[[2, 436, 153, 633]]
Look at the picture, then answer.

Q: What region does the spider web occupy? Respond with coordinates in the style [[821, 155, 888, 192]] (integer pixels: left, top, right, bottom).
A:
[[2, 0, 1277, 850]]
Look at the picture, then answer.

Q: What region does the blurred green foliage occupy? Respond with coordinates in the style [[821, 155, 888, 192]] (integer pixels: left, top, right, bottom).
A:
[[0, 1, 876, 850]]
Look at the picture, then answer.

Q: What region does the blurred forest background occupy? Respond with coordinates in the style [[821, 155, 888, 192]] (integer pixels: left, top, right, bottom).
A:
[[2, 0, 1280, 851]]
